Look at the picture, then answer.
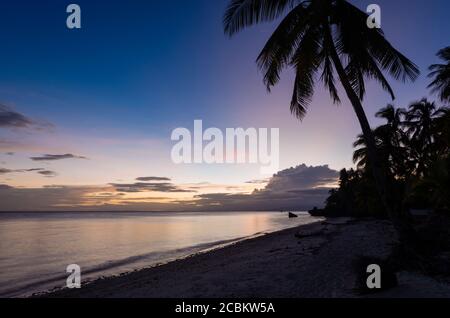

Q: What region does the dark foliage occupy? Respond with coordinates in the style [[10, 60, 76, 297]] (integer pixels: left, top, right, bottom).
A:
[[321, 100, 450, 218], [428, 46, 450, 103]]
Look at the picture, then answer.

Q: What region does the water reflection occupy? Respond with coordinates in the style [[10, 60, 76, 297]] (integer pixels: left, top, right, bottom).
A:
[[0, 211, 317, 297]]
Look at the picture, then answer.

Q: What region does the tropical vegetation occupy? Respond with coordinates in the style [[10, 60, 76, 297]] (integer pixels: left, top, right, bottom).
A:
[[323, 99, 450, 218], [223, 0, 420, 240]]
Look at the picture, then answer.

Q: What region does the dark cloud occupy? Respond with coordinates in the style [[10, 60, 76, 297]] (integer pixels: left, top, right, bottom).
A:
[[0, 164, 338, 212], [190, 165, 339, 211], [0, 166, 59, 179], [0, 168, 14, 174], [0, 184, 14, 190], [110, 182, 196, 193], [5, 152, 14, 156], [23, 168, 45, 172], [30, 154, 88, 161], [0, 185, 109, 211], [0, 104, 34, 128], [0, 185, 181, 211], [190, 188, 331, 211], [0, 104, 54, 133], [245, 179, 270, 184], [264, 164, 338, 192], [0, 167, 46, 174], [37, 170, 57, 177], [136, 176, 171, 182]]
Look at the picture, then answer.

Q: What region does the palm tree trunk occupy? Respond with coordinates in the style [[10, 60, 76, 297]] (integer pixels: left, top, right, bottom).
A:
[[324, 27, 415, 244]]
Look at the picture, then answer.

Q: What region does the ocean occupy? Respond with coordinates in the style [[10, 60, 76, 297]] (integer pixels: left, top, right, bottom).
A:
[[0, 211, 317, 297]]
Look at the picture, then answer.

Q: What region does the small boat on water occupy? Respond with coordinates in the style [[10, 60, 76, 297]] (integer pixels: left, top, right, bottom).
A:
[[288, 212, 298, 218]]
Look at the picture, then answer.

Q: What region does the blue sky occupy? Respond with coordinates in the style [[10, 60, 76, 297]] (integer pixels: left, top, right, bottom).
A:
[[0, 0, 449, 210], [1, 0, 445, 135]]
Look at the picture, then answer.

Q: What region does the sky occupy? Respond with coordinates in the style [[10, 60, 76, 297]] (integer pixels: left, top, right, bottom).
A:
[[0, 0, 449, 211]]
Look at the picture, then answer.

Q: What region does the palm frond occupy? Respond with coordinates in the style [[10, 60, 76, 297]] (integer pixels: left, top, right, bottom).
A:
[[223, 0, 300, 36], [334, 0, 419, 86], [256, 2, 312, 90], [289, 26, 323, 119], [428, 47, 450, 102], [320, 53, 341, 103]]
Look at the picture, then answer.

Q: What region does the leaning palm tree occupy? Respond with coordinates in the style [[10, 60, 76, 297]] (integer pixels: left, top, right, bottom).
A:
[[428, 46, 450, 103], [223, 0, 419, 237]]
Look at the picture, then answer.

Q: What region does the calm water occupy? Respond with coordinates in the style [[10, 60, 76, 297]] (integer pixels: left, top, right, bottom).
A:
[[0, 211, 317, 297]]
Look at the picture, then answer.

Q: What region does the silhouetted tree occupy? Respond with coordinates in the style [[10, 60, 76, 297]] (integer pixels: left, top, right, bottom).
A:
[[325, 168, 385, 218], [433, 108, 450, 157], [353, 105, 409, 179], [375, 105, 410, 177], [428, 46, 450, 103], [403, 99, 445, 177], [223, 0, 419, 239], [327, 102, 450, 218]]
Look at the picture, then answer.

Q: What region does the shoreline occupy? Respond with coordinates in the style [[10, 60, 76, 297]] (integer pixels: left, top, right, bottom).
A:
[[34, 219, 323, 298], [2, 211, 313, 298], [37, 218, 450, 298]]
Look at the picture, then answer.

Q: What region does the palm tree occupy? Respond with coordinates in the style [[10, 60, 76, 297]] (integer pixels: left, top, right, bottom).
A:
[[352, 133, 371, 171], [403, 99, 444, 176], [376, 104, 404, 134], [375, 105, 410, 177], [433, 108, 450, 157], [223, 0, 419, 237], [428, 46, 450, 103], [352, 128, 408, 179]]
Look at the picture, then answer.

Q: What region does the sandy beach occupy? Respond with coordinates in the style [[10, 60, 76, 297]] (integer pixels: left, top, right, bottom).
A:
[[38, 218, 450, 298]]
